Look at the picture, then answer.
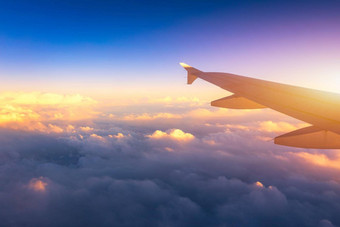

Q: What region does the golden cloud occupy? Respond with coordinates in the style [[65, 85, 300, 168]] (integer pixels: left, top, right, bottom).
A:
[[147, 129, 195, 142], [27, 177, 48, 192], [80, 126, 94, 132], [123, 113, 181, 121], [0, 92, 97, 133], [109, 133, 125, 139], [90, 133, 105, 141], [120, 107, 260, 123], [294, 152, 340, 170], [0, 92, 95, 106], [258, 121, 309, 133], [254, 181, 264, 188]]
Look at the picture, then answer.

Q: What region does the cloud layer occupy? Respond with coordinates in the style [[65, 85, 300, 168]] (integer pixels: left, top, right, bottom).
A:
[[0, 93, 339, 227]]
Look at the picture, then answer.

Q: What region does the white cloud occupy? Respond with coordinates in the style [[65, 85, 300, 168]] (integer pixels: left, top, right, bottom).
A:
[[147, 129, 195, 142]]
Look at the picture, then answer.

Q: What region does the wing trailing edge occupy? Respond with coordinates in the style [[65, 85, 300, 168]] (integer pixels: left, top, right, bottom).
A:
[[275, 126, 340, 149]]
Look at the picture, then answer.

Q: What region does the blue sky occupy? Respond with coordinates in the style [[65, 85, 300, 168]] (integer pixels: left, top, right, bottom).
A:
[[0, 0, 339, 93]]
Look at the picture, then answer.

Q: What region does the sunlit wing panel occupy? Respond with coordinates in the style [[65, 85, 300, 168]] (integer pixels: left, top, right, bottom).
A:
[[181, 63, 340, 148], [275, 126, 340, 149], [211, 95, 266, 109]]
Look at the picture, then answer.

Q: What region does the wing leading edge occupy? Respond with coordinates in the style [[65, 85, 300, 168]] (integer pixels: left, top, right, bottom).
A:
[[180, 63, 340, 149]]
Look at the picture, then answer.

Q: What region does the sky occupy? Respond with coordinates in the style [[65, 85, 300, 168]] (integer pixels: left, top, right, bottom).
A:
[[0, 0, 340, 226]]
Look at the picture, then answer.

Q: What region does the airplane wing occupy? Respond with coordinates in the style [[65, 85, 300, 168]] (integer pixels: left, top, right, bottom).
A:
[[180, 63, 340, 149]]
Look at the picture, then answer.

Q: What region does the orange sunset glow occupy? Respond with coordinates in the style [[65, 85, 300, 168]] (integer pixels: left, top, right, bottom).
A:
[[28, 177, 48, 192]]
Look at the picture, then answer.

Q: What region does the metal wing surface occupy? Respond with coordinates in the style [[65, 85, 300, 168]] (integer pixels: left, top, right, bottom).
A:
[[181, 63, 340, 149]]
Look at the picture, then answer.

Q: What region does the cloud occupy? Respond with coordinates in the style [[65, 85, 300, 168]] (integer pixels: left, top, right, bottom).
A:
[[294, 152, 340, 170], [66, 124, 76, 133], [1, 92, 340, 226], [147, 129, 195, 142], [186, 108, 256, 118], [27, 177, 48, 192], [0, 92, 94, 106], [1, 123, 340, 227], [123, 113, 181, 121], [89, 133, 105, 141], [80, 126, 94, 132], [0, 92, 97, 133], [258, 121, 309, 133], [255, 181, 264, 188], [120, 108, 260, 122], [109, 133, 125, 139], [47, 124, 64, 133], [319, 219, 335, 227]]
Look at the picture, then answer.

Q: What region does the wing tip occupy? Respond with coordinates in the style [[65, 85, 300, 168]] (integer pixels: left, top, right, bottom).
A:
[[179, 62, 191, 68]]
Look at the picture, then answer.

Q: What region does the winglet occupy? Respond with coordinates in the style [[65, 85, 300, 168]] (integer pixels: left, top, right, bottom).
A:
[[179, 62, 202, 84], [179, 62, 190, 68]]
